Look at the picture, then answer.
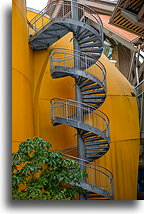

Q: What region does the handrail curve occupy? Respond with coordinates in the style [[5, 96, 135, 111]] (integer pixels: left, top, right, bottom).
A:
[[28, 1, 103, 37], [51, 98, 110, 138], [50, 48, 106, 85], [60, 152, 113, 195]]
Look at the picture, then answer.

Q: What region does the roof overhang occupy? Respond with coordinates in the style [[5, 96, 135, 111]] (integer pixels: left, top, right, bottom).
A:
[[109, 0, 144, 37]]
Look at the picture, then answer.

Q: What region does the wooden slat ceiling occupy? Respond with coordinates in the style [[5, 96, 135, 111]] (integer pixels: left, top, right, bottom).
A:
[[109, 0, 144, 37]]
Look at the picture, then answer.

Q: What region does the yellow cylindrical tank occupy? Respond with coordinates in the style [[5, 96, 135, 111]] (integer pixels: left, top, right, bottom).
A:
[[12, 0, 34, 152]]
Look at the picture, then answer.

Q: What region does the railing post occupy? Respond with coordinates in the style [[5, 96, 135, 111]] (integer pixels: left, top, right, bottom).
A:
[[72, 0, 86, 200], [66, 101, 68, 122], [51, 101, 54, 121], [64, 51, 66, 68], [83, 6, 85, 23], [88, 108, 91, 125], [85, 56, 87, 70], [62, 2, 64, 18], [50, 53, 52, 70]]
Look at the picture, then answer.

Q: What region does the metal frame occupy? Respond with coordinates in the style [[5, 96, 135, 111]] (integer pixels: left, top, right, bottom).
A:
[[28, 0, 113, 200]]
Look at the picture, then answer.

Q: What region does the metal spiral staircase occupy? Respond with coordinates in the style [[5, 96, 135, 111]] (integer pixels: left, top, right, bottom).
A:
[[28, 0, 114, 200]]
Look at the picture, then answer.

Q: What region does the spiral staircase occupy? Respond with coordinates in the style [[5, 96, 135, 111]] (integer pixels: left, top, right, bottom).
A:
[[28, 1, 114, 200]]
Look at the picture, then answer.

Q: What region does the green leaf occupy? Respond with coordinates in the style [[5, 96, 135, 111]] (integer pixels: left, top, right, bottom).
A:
[[12, 137, 87, 200]]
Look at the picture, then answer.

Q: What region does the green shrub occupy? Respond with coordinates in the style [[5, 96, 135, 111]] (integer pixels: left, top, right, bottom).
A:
[[12, 137, 87, 200]]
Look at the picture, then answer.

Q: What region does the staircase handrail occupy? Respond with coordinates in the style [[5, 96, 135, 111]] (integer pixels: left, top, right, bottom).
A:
[[59, 152, 113, 194], [51, 98, 110, 137], [28, 1, 103, 37], [50, 48, 106, 84]]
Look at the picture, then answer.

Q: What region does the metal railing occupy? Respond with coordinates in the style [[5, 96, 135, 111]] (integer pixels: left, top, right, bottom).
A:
[[50, 48, 106, 85], [28, 1, 103, 37], [58, 144, 78, 157], [60, 152, 113, 195], [51, 98, 110, 137]]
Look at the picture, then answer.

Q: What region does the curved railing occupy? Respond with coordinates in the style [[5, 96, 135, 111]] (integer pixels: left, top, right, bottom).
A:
[[51, 98, 110, 138], [28, 1, 103, 37], [50, 48, 106, 86], [59, 152, 113, 196]]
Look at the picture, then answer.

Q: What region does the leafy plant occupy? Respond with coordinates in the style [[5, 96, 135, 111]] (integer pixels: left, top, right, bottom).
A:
[[12, 137, 87, 200]]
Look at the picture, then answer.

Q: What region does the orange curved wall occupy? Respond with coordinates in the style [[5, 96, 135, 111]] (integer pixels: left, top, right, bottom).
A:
[[12, 0, 34, 152], [12, 1, 140, 200]]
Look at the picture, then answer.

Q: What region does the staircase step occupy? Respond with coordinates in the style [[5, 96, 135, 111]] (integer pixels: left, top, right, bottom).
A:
[[85, 141, 108, 146], [86, 154, 102, 158], [85, 145, 109, 150], [79, 80, 94, 88], [79, 35, 98, 45], [81, 84, 101, 92], [79, 41, 102, 49], [84, 136, 103, 142], [82, 95, 106, 99], [82, 132, 97, 139], [83, 100, 103, 104], [86, 192, 106, 197], [86, 149, 106, 153], [79, 32, 95, 41], [81, 89, 105, 95], [81, 48, 103, 53], [78, 30, 92, 40]]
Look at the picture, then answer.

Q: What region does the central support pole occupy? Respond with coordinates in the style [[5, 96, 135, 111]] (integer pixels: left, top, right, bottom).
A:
[[72, 0, 86, 200]]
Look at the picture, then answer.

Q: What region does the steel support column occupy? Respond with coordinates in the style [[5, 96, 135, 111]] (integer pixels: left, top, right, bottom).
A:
[[72, 0, 86, 200]]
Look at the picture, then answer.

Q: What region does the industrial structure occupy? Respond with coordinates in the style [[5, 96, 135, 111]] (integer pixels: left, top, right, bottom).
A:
[[12, 0, 142, 199]]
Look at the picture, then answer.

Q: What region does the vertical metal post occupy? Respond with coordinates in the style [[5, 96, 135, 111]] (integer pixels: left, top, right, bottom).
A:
[[136, 45, 140, 85], [140, 92, 144, 135], [51, 101, 54, 121], [66, 101, 68, 122], [64, 51, 66, 68], [72, 0, 86, 200]]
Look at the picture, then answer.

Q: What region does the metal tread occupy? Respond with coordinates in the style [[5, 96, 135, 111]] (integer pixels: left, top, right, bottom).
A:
[[82, 95, 106, 99], [81, 90, 105, 95], [84, 136, 105, 142], [84, 141, 108, 146], [85, 145, 109, 150], [81, 84, 101, 92]]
